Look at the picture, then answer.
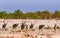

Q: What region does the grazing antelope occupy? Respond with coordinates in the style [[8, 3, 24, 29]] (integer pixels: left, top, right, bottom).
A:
[[39, 25, 45, 30], [29, 23, 34, 29], [2, 19, 11, 31], [21, 21, 26, 30], [54, 24, 57, 30], [13, 24, 18, 29]]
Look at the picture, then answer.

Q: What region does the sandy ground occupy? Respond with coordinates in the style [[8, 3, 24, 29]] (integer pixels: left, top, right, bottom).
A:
[[0, 19, 60, 38], [0, 29, 60, 38]]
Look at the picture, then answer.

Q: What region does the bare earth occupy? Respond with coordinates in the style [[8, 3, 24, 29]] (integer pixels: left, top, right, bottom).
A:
[[0, 29, 60, 38], [0, 19, 60, 38]]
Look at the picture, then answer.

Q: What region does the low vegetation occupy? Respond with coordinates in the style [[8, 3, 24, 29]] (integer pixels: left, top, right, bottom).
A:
[[0, 10, 60, 19]]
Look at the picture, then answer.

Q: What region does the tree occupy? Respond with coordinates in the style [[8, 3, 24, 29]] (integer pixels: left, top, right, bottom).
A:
[[7, 13, 13, 19], [53, 10, 60, 19], [25, 12, 36, 19], [0, 11, 8, 19], [34, 11, 42, 19], [0, 10, 60, 19], [41, 10, 52, 19], [11, 10, 24, 19]]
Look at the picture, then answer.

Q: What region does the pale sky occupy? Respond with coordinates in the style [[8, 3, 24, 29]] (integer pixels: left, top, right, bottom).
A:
[[0, 0, 60, 13]]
